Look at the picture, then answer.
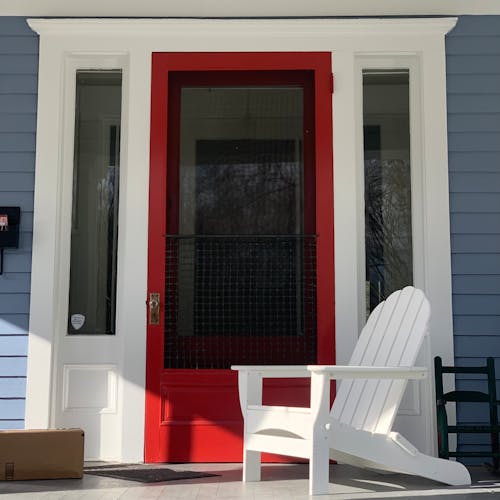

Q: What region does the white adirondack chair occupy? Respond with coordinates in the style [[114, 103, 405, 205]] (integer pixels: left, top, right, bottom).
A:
[[232, 286, 471, 495]]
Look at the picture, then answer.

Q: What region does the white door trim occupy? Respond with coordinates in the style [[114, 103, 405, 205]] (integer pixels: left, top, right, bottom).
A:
[[25, 17, 457, 461]]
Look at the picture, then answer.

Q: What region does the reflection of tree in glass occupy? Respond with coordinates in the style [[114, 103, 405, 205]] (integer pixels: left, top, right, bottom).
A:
[[365, 158, 413, 312], [195, 140, 302, 235]]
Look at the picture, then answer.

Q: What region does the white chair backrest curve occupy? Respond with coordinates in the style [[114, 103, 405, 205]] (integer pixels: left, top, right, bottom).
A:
[[330, 286, 430, 434]]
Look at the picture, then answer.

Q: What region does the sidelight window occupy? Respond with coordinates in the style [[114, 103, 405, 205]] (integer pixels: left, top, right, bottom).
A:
[[363, 70, 413, 315], [67, 71, 122, 335]]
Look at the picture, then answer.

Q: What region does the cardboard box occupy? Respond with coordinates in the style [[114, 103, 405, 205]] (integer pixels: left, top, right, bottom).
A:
[[0, 429, 84, 480]]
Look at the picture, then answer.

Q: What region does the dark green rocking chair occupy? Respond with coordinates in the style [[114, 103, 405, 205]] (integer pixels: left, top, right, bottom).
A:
[[434, 356, 500, 471]]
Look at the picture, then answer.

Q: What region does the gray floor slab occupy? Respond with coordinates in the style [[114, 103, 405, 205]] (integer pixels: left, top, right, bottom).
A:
[[0, 464, 499, 499]]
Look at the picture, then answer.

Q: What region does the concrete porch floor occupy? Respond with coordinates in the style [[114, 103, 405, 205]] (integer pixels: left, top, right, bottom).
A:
[[0, 463, 499, 499]]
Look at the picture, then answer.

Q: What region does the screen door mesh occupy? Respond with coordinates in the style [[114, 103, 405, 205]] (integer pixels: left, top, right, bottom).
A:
[[164, 235, 317, 368]]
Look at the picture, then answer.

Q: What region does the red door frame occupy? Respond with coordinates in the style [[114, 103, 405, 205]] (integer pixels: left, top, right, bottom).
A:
[[146, 52, 334, 462]]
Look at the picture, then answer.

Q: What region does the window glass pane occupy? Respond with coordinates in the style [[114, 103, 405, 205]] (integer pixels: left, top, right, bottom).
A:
[[178, 86, 304, 236], [363, 70, 413, 315], [174, 85, 306, 339], [68, 70, 122, 335]]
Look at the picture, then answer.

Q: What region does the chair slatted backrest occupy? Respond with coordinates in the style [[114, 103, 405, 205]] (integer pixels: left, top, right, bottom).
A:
[[331, 286, 430, 434]]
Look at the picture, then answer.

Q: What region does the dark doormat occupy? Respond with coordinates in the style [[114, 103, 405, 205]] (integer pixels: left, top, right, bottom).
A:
[[84, 464, 219, 483]]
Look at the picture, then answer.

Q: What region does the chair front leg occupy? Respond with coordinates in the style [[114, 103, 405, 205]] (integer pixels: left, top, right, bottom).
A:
[[309, 438, 330, 495], [239, 370, 263, 482], [243, 449, 261, 482], [309, 371, 331, 495]]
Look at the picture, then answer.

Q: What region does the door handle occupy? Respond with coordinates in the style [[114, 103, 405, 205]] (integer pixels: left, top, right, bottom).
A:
[[149, 292, 160, 325]]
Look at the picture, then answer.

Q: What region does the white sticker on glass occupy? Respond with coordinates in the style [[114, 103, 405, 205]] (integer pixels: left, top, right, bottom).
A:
[[71, 314, 85, 330]]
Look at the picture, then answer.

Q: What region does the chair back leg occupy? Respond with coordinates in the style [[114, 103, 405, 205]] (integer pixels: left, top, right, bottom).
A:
[[434, 356, 450, 459], [487, 358, 499, 471]]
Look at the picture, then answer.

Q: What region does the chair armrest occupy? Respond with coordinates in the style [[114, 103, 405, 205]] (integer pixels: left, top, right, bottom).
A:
[[231, 365, 311, 378], [307, 365, 427, 380], [232, 366, 311, 414], [232, 365, 426, 416]]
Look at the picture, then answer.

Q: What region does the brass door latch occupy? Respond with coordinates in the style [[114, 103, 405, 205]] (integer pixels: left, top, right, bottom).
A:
[[149, 293, 160, 325]]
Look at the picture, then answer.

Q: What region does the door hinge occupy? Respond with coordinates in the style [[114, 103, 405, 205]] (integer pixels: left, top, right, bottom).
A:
[[330, 74, 334, 94]]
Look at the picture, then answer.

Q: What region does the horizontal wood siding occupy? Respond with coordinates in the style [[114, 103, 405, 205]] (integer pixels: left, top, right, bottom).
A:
[[447, 15, 500, 464], [0, 17, 37, 429]]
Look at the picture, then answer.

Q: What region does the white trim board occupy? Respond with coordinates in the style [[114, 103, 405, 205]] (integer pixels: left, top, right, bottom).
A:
[[1, 0, 500, 17], [29, 18, 458, 39], [25, 17, 457, 462]]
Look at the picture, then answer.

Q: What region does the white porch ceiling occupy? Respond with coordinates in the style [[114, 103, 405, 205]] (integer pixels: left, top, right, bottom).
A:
[[1, 0, 500, 17]]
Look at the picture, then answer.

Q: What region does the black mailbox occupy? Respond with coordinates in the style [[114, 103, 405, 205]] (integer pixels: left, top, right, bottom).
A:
[[0, 207, 21, 275]]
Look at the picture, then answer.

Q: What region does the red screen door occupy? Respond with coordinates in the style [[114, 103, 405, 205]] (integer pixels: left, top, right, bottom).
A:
[[146, 53, 334, 462]]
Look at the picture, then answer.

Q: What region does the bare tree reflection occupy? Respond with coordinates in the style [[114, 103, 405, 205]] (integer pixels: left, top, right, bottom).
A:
[[365, 158, 413, 312], [195, 140, 302, 235]]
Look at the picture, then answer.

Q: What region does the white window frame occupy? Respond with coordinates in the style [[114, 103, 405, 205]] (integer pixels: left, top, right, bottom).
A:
[[25, 18, 457, 462], [60, 56, 128, 341]]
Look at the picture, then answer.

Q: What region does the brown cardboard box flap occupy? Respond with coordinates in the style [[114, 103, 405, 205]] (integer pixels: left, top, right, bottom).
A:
[[0, 429, 84, 480]]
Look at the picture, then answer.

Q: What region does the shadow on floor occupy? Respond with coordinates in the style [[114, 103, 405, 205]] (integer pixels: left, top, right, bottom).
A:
[[0, 463, 498, 498]]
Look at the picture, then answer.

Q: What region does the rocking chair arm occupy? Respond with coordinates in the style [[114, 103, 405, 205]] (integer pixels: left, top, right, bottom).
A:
[[307, 365, 428, 380]]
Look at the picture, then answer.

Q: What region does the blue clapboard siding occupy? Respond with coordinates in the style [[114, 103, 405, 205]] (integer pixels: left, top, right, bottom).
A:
[[447, 15, 500, 464], [0, 17, 37, 429]]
